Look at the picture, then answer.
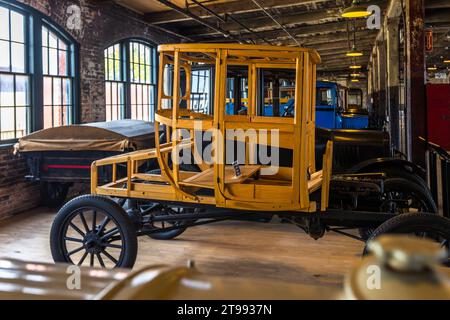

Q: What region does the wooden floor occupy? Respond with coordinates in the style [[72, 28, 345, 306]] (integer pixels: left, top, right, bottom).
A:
[[0, 207, 364, 288]]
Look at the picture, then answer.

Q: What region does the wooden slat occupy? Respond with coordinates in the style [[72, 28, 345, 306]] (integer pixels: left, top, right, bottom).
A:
[[180, 165, 262, 189]]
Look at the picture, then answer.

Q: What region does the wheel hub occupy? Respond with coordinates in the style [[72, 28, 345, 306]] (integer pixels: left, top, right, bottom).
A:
[[83, 232, 104, 254]]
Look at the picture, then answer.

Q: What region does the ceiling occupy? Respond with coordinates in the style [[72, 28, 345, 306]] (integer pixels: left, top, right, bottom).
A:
[[98, 0, 450, 78]]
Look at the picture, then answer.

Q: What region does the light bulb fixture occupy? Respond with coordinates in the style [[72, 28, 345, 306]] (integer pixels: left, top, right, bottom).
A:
[[444, 59, 450, 64], [346, 45, 363, 57], [427, 66, 438, 71], [351, 78, 360, 82], [351, 73, 361, 77], [341, 0, 371, 18], [349, 65, 362, 69]]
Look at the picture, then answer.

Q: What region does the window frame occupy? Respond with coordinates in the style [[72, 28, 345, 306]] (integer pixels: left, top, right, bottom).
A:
[[0, 3, 30, 142], [0, 0, 80, 144], [104, 38, 158, 122]]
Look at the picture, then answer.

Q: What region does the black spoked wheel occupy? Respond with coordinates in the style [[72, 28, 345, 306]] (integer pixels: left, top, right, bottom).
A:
[[133, 201, 198, 240], [50, 195, 138, 269], [40, 182, 70, 208], [359, 178, 437, 240], [364, 213, 450, 267]]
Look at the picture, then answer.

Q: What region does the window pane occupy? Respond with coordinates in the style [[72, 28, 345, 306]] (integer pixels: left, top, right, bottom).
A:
[[139, 44, 145, 64], [0, 40, 10, 72], [42, 47, 48, 74], [0, 74, 14, 106], [105, 82, 111, 105], [62, 105, 69, 125], [146, 65, 151, 84], [10, 11, 24, 43], [104, 57, 109, 80], [42, 28, 48, 47], [137, 84, 142, 105], [111, 82, 117, 105], [59, 49, 67, 75], [49, 48, 58, 75], [15, 75, 29, 106], [62, 78, 71, 105], [15, 107, 28, 138], [0, 7, 9, 41], [43, 77, 52, 105], [58, 39, 67, 51], [130, 84, 136, 105], [119, 84, 125, 119], [108, 46, 113, 59], [131, 64, 135, 82], [114, 59, 120, 81], [53, 105, 62, 127], [140, 64, 145, 83], [43, 105, 53, 129], [11, 42, 25, 73], [1, 107, 15, 140], [53, 78, 62, 105], [114, 44, 120, 60], [48, 31, 57, 48]]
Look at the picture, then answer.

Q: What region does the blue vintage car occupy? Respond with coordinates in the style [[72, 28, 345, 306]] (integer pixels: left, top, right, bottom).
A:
[[316, 81, 369, 130]]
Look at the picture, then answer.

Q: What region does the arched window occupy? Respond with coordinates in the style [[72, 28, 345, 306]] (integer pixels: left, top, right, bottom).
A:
[[105, 40, 157, 122], [0, 1, 79, 142]]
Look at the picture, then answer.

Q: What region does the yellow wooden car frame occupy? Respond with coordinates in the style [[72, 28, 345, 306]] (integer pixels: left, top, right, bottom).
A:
[[90, 44, 333, 213]]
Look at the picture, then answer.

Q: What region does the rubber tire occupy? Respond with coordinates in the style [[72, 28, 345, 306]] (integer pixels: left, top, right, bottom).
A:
[[40, 182, 70, 208], [148, 217, 188, 240], [363, 213, 450, 266], [50, 195, 138, 269], [358, 178, 438, 240], [381, 168, 431, 199]]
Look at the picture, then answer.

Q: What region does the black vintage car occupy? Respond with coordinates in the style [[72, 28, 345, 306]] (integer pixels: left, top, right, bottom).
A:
[[315, 127, 427, 189], [15, 120, 158, 207]]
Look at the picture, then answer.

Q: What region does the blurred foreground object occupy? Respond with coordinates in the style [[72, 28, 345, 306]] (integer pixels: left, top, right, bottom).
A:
[[0, 235, 448, 300], [344, 235, 450, 300], [0, 259, 333, 300]]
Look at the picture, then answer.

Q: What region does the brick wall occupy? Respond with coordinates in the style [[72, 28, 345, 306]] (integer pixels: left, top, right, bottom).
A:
[[0, 0, 179, 220], [0, 146, 41, 219]]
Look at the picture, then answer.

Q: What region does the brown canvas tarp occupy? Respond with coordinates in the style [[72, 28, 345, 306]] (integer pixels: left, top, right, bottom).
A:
[[15, 120, 157, 153]]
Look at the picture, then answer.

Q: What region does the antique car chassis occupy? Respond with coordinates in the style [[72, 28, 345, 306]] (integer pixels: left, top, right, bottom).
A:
[[50, 44, 448, 269]]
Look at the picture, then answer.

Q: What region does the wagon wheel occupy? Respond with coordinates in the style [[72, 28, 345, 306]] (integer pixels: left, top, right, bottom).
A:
[[363, 213, 450, 267], [50, 195, 138, 269], [359, 178, 437, 240]]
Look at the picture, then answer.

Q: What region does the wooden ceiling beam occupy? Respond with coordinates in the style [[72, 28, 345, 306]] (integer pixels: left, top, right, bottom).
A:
[[144, 0, 334, 25], [425, 8, 450, 24], [426, 0, 450, 10], [276, 38, 375, 50], [187, 18, 370, 41], [186, 8, 343, 35]]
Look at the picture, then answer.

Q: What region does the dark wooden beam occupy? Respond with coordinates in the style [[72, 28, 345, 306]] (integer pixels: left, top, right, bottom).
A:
[[405, 0, 427, 167], [144, 0, 334, 25], [426, 0, 450, 9], [425, 8, 450, 24], [171, 8, 343, 35], [187, 19, 370, 41]]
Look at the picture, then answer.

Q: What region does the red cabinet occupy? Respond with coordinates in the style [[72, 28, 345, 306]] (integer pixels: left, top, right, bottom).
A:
[[427, 84, 450, 151]]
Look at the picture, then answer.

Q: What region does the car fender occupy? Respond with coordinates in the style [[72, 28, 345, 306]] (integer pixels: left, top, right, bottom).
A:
[[346, 158, 426, 178]]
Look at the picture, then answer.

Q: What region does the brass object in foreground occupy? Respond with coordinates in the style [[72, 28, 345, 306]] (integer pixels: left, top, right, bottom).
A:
[[344, 235, 450, 300], [0, 236, 449, 300]]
